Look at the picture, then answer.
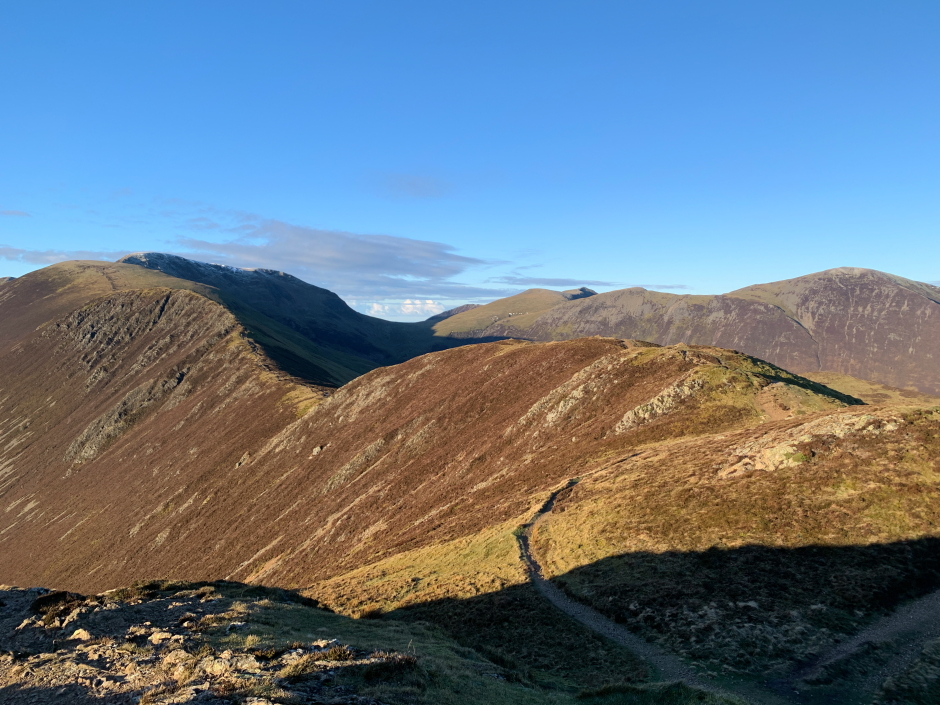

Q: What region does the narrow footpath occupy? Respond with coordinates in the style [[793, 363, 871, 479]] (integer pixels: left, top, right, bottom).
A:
[[516, 480, 794, 705]]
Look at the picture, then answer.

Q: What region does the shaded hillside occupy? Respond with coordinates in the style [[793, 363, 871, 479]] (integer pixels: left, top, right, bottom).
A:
[[120, 252, 464, 383], [433, 268, 940, 395]]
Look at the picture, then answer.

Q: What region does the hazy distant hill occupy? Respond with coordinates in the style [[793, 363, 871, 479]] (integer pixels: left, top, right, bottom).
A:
[[433, 267, 940, 395]]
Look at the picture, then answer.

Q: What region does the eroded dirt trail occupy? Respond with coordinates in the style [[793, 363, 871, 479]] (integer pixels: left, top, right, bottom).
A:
[[515, 481, 793, 705], [781, 586, 940, 703]]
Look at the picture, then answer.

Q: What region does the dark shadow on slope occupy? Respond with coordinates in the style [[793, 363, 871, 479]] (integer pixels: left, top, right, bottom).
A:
[[214, 287, 512, 386], [390, 580, 650, 691], [387, 537, 940, 703], [728, 357, 865, 407]]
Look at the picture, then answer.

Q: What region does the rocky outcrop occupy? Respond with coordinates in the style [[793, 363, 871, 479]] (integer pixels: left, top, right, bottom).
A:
[[613, 373, 706, 433], [0, 582, 405, 705]]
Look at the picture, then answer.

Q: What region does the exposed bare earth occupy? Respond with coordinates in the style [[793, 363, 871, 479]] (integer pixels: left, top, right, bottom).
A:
[[517, 483, 701, 684]]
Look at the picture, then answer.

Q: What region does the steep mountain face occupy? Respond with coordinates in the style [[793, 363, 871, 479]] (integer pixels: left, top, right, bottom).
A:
[[434, 268, 940, 395], [0, 259, 369, 387], [118, 253, 464, 384]]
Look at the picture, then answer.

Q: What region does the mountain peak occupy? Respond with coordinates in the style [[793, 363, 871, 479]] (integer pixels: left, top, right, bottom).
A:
[[118, 252, 303, 283], [562, 287, 598, 300], [818, 266, 879, 276]]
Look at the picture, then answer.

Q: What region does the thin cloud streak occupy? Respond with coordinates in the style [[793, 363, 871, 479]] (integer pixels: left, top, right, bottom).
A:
[[487, 275, 613, 287], [173, 217, 510, 301], [0, 245, 128, 264], [1, 210, 30, 217]]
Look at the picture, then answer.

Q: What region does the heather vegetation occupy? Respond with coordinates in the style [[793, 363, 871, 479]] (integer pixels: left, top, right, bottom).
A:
[[4, 257, 940, 703]]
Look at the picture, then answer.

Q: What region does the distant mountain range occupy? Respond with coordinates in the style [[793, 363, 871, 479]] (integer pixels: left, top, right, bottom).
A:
[[432, 267, 940, 395], [5, 256, 936, 394]]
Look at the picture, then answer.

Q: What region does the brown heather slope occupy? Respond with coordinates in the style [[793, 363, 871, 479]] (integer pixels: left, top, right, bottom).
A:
[[0, 284, 856, 594], [433, 267, 940, 395], [0, 259, 380, 386], [2, 253, 474, 388], [0, 278, 328, 589]]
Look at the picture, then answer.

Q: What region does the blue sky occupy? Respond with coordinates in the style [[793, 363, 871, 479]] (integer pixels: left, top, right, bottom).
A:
[[1, 2, 938, 319]]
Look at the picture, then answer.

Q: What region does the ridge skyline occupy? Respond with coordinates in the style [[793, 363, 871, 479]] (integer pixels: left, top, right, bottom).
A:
[[6, 250, 937, 324]]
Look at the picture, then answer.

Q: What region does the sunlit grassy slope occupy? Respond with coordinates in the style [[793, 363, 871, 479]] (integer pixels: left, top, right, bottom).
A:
[[529, 407, 940, 676], [803, 370, 940, 407], [430, 288, 571, 335]]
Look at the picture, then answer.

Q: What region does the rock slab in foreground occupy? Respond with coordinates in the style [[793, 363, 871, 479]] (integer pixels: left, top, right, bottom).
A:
[[0, 581, 411, 704]]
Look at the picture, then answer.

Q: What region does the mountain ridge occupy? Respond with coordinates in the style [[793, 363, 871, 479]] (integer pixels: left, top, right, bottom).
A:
[[433, 266, 940, 395]]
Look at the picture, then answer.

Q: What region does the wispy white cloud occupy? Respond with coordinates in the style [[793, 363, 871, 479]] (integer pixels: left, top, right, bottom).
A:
[[0, 245, 128, 264], [0, 199, 513, 312], [168, 211, 510, 302], [0, 210, 30, 217], [186, 216, 221, 230]]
